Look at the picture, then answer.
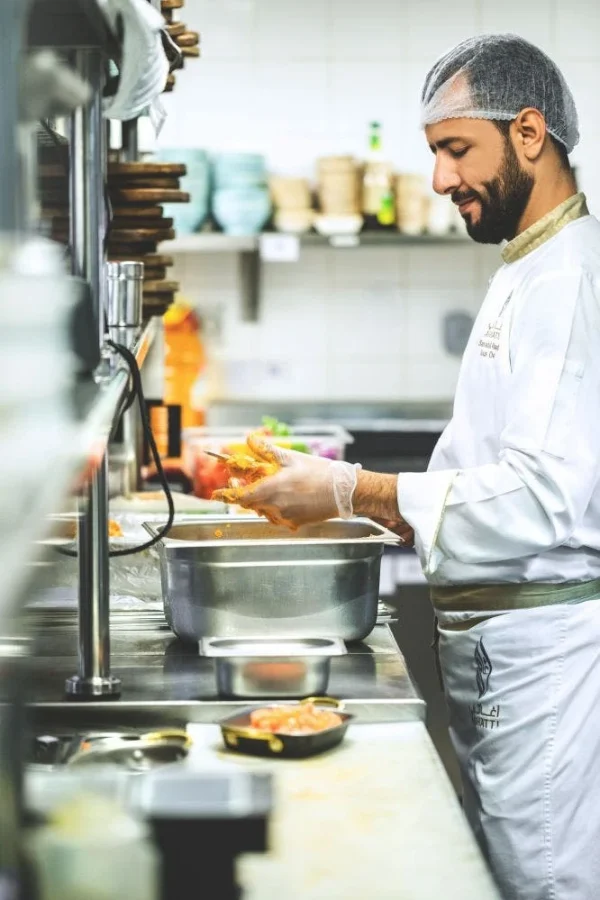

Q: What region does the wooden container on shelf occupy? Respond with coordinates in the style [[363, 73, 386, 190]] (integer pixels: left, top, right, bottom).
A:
[[269, 176, 311, 211], [316, 156, 359, 215], [394, 173, 429, 235]]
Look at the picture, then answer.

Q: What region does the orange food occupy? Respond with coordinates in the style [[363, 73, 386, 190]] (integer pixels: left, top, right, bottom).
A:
[[108, 519, 123, 538], [243, 662, 306, 684], [63, 519, 123, 539], [249, 703, 342, 735], [222, 452, 279, 484], [214, 529, 224, 539]]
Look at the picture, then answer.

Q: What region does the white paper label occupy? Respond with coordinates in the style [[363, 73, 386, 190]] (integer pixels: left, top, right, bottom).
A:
[[259, 234, 300, 262], [329, 234, 360, 248]]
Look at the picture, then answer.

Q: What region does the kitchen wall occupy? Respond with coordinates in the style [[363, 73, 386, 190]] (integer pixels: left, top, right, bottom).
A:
[[145, 0, 600, 403]]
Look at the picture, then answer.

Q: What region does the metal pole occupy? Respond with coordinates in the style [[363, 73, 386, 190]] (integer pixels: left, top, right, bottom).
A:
[[115, 119, 144, 493], [0, 0, 23, 232], [66, 49, 120, 697], [0, 0, 28, 886], [121, 118, 139, 161]]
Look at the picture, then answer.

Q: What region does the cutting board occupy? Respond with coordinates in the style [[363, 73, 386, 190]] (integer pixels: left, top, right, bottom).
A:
[[108, 162, 186, 177], [109, 188, 190, 203]]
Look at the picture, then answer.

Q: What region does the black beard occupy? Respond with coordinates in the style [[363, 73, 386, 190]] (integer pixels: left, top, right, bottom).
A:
[[454, 140, 534, 244]]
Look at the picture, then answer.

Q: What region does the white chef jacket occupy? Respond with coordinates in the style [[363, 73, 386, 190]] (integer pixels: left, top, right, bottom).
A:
[[398, 208, 600, 587]]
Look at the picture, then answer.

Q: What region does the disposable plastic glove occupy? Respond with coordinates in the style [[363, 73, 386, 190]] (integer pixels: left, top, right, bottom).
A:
[[212, 434, 362, 527]]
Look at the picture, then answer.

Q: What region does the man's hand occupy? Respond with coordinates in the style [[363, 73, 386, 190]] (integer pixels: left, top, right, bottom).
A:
[[212, 435, 361, 528], [372, 517, 415, 547]]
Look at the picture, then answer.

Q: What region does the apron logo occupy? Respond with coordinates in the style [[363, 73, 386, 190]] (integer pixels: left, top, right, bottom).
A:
[[478, 291, 512, 359], [475, 637, 492, 698]]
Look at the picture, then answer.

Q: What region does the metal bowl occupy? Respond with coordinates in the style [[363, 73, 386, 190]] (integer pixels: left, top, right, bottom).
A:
[[200, 636, 346, 699]]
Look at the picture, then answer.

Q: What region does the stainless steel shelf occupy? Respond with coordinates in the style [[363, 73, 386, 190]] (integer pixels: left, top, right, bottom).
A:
[[161, 230, 469, 255], [0, 318, 159, 627]]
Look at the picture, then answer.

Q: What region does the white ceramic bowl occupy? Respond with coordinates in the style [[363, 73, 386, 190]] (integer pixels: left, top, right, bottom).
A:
[[314, 214, 363, 236]]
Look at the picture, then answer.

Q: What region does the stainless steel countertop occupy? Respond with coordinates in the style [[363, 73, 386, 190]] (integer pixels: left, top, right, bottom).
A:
[[187, 722, 501, 900], [25, 611, 425, 729], [24, 610, 501, 899]]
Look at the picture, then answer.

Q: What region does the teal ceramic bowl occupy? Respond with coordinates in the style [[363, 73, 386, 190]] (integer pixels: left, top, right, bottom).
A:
[[213, 153, 266, 189], [212, 186, 271, 235], [153, 149, 211, 233]]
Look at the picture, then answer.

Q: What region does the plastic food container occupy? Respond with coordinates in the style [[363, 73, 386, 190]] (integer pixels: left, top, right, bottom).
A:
[[199, 636, 346, 699], [182, 425, 353, 500]]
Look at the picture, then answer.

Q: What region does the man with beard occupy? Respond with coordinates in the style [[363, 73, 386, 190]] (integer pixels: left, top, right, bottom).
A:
[[214, 35, 600, 900]]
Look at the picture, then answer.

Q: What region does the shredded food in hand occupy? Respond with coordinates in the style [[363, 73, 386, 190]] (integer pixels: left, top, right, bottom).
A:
[[220, 452, 279, 484], [249, 703, 342, 735]]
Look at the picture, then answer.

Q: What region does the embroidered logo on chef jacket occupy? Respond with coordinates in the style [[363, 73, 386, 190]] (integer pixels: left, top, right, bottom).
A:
[[475, 637, 492, 697], [470, 638, 501, 730], [478, 292, 512, 359]]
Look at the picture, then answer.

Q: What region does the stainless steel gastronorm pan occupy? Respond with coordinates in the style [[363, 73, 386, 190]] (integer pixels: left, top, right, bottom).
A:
[[199, 636, 346, 699], [143, 517, 399, 643]]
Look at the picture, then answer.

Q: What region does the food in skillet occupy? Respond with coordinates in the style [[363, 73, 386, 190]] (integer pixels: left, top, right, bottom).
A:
[[249, 702, 343, 735]]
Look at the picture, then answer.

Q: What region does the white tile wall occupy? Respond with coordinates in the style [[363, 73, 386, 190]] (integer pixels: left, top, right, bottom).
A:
[[152, 0, 600, 403]]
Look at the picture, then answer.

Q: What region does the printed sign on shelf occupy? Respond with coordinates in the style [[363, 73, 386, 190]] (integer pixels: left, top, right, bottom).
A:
[[259, 233, 300, 263]]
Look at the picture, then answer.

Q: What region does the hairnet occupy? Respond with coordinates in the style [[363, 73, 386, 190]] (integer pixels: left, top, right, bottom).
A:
[[421, 34, 579, 154]]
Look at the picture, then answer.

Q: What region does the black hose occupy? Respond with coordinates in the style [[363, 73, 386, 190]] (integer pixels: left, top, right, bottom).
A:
[[57, 339, 175, 558]]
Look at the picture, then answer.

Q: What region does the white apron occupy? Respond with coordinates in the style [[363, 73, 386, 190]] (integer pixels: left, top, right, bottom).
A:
[[438, 598, 600, 900]]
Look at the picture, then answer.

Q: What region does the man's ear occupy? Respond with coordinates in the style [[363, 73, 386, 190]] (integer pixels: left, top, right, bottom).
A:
[[512, 108, 546, 163]]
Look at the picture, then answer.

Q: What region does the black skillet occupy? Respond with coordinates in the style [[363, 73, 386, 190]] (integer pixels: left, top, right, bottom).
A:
[[218, 697, 353, 759]]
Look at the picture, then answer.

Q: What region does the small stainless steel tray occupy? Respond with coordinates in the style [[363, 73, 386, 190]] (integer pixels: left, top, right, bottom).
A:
[[199, 636, 346, 700]]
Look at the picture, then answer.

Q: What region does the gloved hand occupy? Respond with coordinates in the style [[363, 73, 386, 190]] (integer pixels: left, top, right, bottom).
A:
[[212, 434, 362, 527]]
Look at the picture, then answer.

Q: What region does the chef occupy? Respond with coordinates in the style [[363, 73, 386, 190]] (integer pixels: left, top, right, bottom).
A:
[[214, 34, 600, 900]]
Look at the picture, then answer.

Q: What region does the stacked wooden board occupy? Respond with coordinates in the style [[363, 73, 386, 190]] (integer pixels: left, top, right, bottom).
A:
[[106, 161, 190, 318], [161, 0, 201, 94], [38, 160, 190, 319], [38, 0, 202, 321]]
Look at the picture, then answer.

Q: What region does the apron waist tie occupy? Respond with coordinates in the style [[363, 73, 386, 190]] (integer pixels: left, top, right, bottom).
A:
[[431, 578, 600, 616]]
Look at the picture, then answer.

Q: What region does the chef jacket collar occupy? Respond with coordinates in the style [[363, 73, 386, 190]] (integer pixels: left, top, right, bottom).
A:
[[501, 191, 589, 265]]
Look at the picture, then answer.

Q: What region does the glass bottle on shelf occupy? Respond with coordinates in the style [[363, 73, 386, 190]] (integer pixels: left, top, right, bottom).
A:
[[362, 121, 395, 230]]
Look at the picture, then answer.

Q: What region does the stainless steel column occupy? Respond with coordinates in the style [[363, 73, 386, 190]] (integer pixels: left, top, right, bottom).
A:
[[121, 118, 139, 161], [66, 49, 120, 697], [107, 261, 144, 495], [0, 0, 23, 231], [0, 0, 27, 885]]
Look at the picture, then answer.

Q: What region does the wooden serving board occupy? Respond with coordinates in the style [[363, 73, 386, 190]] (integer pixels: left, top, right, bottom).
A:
[[108, 162, 186, 177], [176, 31, 199, 47], [108, 227, 176, 243], [108, 176, 182, 190], [112, 216, 174, 231], [143, 280, 179, 294], [143, 267, 168, 281], [109, 253, 174, 267], [112, 206, 164, 218], [166, 22, 185, 36], [108, 188, 190, 203], [107, 241, 158, 256]]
